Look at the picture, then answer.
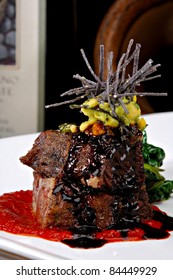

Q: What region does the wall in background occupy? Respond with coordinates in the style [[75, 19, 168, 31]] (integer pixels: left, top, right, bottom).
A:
[[45, 0, 114, 130]]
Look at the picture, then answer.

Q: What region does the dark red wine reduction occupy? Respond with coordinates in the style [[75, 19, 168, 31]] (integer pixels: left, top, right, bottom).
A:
[[0, 190, 173, 249]]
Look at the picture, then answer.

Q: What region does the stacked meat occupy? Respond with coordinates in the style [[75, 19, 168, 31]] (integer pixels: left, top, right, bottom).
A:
[[20, 124, 153, 232]]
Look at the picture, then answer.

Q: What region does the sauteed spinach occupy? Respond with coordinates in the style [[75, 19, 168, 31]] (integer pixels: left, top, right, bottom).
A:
[[143, 131, 173, 203]]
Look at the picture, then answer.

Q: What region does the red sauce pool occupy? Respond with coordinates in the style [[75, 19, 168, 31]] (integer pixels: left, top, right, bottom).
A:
[[0, 190, 173, 248], [0, 190, 72, 241]]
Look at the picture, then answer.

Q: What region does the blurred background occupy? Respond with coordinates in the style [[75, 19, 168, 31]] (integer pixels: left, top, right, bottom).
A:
[[45, 0, 173, 130], [45, 0, 116, 129], [0, 0, 173, 136]]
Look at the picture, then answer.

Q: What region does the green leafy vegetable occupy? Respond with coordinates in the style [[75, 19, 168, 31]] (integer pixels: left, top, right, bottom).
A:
[[143, 130, 173, 203], [142, 130, 165, 167]]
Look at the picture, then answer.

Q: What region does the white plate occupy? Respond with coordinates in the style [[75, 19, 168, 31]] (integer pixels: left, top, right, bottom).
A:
[[0, 112, 173, 260]]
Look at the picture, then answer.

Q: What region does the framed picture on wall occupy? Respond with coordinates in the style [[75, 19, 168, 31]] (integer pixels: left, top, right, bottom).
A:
[[0, 0, 46, 137]]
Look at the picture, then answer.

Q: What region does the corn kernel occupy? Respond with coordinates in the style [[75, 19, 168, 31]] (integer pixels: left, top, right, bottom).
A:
[[137, 117, 147, 130]]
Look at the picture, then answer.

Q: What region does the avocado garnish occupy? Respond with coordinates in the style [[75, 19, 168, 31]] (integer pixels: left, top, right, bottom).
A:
[[45, 39, 167, 131]]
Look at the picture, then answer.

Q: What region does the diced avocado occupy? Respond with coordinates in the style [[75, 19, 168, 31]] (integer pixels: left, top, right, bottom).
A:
[[99, 102, 111, 112], [94, 110, 119, 127], [70, 124, 78, 133], [115, 101, 141, 125], [80, 107, 119, 130], [83, 98, 99, 108], [80, 118, 96, 132], [79, 96, 146, 132], [81, 107, 95, 118], [59, 123, 78, 133]]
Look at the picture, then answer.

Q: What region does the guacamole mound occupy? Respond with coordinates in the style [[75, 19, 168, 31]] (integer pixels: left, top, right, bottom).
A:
[[79, 97, 146, 132]]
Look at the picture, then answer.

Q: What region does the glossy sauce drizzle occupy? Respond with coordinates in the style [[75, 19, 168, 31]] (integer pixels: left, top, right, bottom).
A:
[[0, 190, 173, 249]]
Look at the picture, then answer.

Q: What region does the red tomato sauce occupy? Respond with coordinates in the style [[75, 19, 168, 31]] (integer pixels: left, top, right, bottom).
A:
[[0, 190, 72, 241], [0, 190, 173, 248]]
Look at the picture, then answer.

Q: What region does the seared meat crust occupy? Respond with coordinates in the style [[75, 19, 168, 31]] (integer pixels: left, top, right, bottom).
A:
[[20, 130, 72, 178], [20, 126, 153, 230]]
